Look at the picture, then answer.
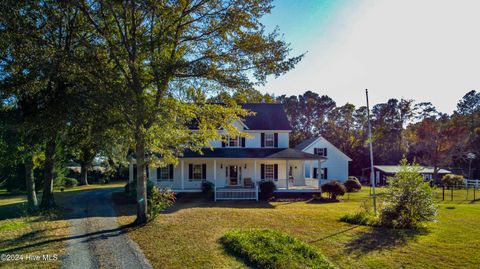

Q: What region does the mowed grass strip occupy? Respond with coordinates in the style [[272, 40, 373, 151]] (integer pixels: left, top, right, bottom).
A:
[[114, 187, 480, 269], [221, 229, 336, 269]]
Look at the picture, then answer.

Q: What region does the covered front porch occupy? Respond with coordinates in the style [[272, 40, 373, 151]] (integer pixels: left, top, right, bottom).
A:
[[129, 148, 326, 200]]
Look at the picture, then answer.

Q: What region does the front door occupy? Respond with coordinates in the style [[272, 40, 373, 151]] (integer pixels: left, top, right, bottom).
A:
[[229, 166, 239, 186]]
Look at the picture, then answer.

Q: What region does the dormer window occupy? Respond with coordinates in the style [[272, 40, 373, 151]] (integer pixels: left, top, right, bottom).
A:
[[265, 133, 275, 147], [228, 136, 240, 147]]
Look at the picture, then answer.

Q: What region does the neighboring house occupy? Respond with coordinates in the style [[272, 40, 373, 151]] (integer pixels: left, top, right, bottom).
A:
[[366, 165, 452, 185], [129, 103, 326, 200], [294, 136, 351, 182]]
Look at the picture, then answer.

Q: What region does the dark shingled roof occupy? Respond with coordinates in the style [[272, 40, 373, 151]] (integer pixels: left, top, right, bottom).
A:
[[241, 103, 292, 130], [182, 148, 325, 160], [294, 136, 319, 150]]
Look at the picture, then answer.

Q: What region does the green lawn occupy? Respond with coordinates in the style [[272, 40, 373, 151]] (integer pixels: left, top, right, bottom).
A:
[[114, 187, 480, 269], [0, 181, 126, 269]]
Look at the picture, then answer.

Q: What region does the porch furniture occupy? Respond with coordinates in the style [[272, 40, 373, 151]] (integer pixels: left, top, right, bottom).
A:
[[244, 177, 254, 188]]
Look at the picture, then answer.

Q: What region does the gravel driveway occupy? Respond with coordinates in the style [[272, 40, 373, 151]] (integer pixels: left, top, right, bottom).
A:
[[62, 188, 152, 269]]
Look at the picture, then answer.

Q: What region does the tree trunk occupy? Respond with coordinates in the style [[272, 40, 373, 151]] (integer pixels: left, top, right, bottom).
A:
[[40, 137, 56, 209], [25, 155, 38, 212], [135, 134, 148, 224], [80, 163, 89, 185]]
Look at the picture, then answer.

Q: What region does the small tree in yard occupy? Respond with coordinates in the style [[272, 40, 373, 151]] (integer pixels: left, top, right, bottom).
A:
[[345, 177, 362, 192], [380, 159, 437, 229], [321, 181, 346, 200], [147, 187, 176, 221]]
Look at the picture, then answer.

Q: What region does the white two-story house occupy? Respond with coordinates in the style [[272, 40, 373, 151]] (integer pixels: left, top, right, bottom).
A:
[[129, 103, 349, 200]]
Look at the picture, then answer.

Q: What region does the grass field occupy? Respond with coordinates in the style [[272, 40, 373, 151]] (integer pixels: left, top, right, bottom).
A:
[[114, 187, 480, 269], [0, 181, 126, 269]]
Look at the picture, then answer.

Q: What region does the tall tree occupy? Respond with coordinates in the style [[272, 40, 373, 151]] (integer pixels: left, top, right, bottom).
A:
[[80, 0, 301, 223]]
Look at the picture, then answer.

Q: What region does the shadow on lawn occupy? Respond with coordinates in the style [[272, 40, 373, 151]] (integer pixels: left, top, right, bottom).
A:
[[160, 192, 275, 214], [344, 227, 429, 256]]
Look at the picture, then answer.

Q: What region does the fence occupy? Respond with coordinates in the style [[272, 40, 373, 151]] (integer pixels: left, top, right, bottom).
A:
[[432, 184, 478, 202]]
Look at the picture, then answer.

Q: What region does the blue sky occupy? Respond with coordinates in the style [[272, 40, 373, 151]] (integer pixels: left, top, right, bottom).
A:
[[259, 0, 480, 114]]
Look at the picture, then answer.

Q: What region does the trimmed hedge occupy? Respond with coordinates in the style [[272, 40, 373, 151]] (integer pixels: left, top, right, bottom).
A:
[[221, 229, 336, 269]]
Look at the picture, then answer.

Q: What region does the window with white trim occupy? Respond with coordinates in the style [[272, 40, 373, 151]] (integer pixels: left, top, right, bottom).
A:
[[228, 136, 240, 147], [265, 133, 274, 147], [265, 164, 274, 180], [192, 164, 203, 181], [157, 167, 171, 181]]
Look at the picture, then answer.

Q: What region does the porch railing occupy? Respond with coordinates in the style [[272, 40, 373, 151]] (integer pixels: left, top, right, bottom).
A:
[[275, 178, 322, 190], [214, 184, 258, 201]]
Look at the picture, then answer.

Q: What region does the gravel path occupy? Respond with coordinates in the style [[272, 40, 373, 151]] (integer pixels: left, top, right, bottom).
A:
[[62, 188, 152, 269]]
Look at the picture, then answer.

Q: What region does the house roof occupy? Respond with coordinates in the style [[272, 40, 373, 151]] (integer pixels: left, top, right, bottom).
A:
[[182, 148, 326, 160], [373, 165, 451, 174], [294, 137, 319, 151], [187, 103, 292, 131], [294, 136, 352, 161], [241, 103, 292, 130]]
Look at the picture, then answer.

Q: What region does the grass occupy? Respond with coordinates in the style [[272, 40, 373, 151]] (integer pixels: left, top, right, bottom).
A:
[[0, 181, 126, 269], [221, 229, 336, 269], [113, 187, 480, 269]]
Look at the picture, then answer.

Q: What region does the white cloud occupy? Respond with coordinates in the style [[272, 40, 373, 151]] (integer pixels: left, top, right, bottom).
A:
[[261, 0, 480, 113]]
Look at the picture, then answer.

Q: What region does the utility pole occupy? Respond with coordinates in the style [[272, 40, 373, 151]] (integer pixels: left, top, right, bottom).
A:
[[366, 89, 377, 215]]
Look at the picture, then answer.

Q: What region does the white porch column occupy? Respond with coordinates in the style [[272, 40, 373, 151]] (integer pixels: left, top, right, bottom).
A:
[[286, 160, 289, 190], [213, 160, 217, 185], [318, 160, 322, 189], [254, 160, 257, 182], [309, 160, 313, 179], [214, 160, 217, 201], [181, 160, 184, 190]]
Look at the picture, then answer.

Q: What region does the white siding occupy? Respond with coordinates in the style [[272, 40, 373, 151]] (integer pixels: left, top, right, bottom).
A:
[[209, 131, 290, 148], [302, 137, 350, 181]]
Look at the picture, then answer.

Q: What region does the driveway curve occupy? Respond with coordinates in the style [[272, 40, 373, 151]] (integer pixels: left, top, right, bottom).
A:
[[62, 187, 152, 269]]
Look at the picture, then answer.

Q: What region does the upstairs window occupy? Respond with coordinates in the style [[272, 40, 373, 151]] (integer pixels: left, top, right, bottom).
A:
[[228, 136, 240, 147], [265, 133, 275, 147]]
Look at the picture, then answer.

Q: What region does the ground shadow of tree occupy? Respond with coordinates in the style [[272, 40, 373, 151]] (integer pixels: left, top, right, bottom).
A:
[[344, 227, 430, 257]]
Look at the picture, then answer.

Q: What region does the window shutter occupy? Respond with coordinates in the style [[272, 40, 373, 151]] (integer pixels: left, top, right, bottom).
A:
[[324, 148, 327, 156], [261, 164, 265, 179], [261, 133, 265, 147], [313, 168, 318, 179], [226, 166, 228, 177], [324, 168, 328, 179], [222, 140, 226, 147], [157, 167, 161, 179], [314, 148, 318, 155], [274, 133, 278, 147], [133, 165, 137, 179], [202, 164, 207, 180], [274, 164, 278, 179], [146, 165, 149, 179], [241, 137, 246, 147], [169, 164, 173, 179], [188, 164, 193, 180]]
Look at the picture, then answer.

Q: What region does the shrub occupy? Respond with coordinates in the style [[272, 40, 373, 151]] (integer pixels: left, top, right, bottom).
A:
[[321, 181, 346, 200], [147, 186, 176, 221], [63, 177, 78, 188], [221, 229, 336, 269], [201, 180, 215, 194], [125, 180, 155, 198], [379, 159, 437, 229], [441, 174, 464, 187], [345, 177, 362, 192], [259, 180, 276, 200], [340, 201, 378, 226]]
